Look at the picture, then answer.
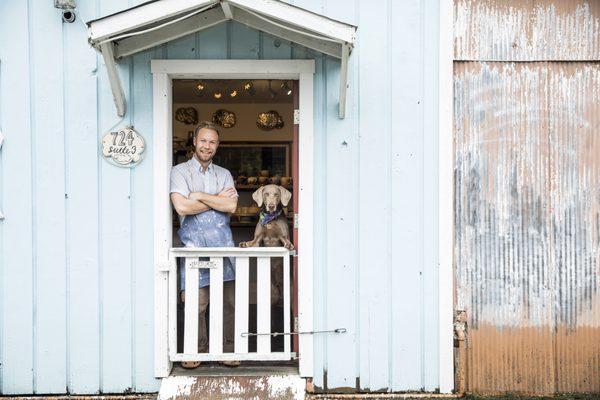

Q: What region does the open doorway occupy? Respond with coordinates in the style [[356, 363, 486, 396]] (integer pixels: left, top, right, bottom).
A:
[[170, 78, 298, 364]]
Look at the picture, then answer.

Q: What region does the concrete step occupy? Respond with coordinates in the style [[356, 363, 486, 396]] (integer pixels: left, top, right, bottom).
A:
[[158, 365, 305, 400]]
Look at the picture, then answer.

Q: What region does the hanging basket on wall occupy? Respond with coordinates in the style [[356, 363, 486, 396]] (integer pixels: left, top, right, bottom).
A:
[[256, 110, 284, 131], [175, 107, 198, 125], [212, 109, 237, 128]]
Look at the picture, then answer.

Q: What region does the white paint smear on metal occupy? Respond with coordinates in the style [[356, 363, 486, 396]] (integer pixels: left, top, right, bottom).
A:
[[455, 0, 600, 61], [454, 62, 600, 328]]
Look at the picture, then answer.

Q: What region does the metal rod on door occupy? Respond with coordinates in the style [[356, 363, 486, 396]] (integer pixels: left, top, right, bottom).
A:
[[241, 328, 347, 337]]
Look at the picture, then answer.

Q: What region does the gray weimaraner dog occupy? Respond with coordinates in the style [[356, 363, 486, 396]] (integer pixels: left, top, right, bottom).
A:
[[240, 184, 294, 305]]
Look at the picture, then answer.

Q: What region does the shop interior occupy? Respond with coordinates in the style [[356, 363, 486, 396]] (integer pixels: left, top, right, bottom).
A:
[[172, 79, 295, 355]]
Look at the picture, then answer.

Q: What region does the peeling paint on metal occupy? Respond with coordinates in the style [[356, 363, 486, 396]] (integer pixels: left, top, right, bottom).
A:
[[454, 0, 600, 61], [454, 61, 600, 394]]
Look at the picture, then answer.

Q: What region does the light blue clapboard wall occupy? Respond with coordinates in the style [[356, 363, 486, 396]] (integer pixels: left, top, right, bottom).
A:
[[0, 0, 440, 394]]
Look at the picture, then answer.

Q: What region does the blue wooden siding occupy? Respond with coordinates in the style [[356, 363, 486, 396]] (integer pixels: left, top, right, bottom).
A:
[[0, 0, 441, 394]]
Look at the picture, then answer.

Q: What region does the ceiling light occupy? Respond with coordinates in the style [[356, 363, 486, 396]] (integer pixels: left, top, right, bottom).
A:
[[230, 89, 237, 97], [196, 83, 205, 91], [244, 81, 256, 96], [281, 81, 292, 96], [214, 92, 222, 99]]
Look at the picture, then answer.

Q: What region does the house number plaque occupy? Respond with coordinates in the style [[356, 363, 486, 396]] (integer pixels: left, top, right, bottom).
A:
[[101, 126, 145, 167]]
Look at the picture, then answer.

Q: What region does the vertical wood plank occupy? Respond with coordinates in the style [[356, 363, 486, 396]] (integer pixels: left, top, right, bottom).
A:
[[234, 257, 249, 354], [389, 0, 425, 391], [196, 24, 228, 59], [0, 0, 34, 394], [358, 0, 392, 391], [209, 258, 224, 355], [97, 1, 133, 393], [166, 33, 196, 59], [183, 258, 199, 355], [283, 255, 291, 354], [422, 0, 441, 391], [256, 257, 271, 353], [260, 32, 292, 59], [323, 52, 359, 389], [30, 1, 67, 393], [230, 21, 259, 59], [321, 0, 359, 389], [64, 0, 100, 393], [98, 59, 133, 394], [168, 257, 178, 359], [131, 49, 160, 391]]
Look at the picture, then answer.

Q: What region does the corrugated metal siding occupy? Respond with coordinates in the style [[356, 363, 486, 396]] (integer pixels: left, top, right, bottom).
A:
[[455, 0, 600, 61], [454, 61, 600, 394], [0, 0, 442, 395]]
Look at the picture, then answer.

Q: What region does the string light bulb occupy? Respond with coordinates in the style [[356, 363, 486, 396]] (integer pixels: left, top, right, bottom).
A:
[[213, 92, 222, 99], [229, 89, 238, 97]]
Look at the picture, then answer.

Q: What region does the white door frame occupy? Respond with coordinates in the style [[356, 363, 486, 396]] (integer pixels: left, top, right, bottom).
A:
[[151, 59, 316, 378]]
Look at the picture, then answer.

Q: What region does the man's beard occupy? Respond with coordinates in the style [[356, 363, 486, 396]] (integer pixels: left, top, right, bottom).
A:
[[195, 149, 213, 162]]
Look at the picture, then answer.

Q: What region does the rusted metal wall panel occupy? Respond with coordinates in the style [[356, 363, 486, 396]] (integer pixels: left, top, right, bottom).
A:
[[454, 62, 600, 394], [454, 0, 600, 61]]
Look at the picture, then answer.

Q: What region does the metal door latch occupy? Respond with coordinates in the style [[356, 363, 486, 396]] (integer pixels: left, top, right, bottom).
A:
[[188, 260, 216, 269], [241, 328, 346, 337]]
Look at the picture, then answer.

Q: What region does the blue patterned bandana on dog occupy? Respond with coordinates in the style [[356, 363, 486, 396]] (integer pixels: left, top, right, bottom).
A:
[[259, 209, 282, 226]]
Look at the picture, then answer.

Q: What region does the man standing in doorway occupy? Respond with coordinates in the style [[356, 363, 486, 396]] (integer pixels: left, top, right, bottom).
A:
[[170, 121, 239, 368]]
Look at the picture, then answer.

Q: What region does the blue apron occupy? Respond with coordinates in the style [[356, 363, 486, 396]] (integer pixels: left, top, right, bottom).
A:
[[177, 161, 236, 289], [178, 210, 236, 288]]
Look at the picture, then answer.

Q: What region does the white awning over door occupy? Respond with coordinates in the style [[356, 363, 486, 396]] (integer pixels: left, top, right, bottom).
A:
[[87, 0, 357, 118]]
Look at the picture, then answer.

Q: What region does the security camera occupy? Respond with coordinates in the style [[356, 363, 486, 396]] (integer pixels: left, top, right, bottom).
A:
[[62, 10, 76, 23]]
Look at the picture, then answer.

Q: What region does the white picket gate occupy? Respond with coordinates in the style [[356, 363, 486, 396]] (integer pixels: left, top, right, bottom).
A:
[[167, 247, 294, 362]]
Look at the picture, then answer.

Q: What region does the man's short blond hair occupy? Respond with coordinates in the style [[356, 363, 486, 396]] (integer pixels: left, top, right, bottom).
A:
[[194, 121, 220, 137]]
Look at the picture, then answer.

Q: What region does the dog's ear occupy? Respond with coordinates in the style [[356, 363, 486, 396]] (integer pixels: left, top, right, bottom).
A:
[[252, 186, 265, 207], [279, 186, 292, 206]]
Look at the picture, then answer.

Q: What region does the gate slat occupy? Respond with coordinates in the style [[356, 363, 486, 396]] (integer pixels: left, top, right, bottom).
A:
[[168, 257, 178, 357], [183, 257, 199, 355], [257, 257, 271, 353], [234, 257, 250, 354], [209, 257, 224, 355], [283, 255, 291, 354]]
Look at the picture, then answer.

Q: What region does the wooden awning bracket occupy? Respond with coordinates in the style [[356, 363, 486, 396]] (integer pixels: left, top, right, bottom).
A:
[[100, 42, 126, 117]]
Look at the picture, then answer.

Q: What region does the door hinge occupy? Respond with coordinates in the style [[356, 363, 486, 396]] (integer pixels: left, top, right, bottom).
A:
[[293, 109, 300, 124], [293, 213, 299, 229]]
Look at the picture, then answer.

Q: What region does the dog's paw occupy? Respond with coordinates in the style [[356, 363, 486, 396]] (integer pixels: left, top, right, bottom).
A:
[[239, 241, 248, 248], [285, 242, 295, 250]]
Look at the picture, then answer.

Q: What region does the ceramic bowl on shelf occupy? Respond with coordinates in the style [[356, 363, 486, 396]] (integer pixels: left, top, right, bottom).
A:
[[260, 170, 269, 177], [280, 176, 292, 186], [247, 177, 258, 184], [269, 175, 281, 185], [258, 176, 268, 184]]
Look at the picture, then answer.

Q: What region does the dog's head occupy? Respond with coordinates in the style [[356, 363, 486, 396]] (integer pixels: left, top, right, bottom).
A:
[[252, 184, 292, 212]]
